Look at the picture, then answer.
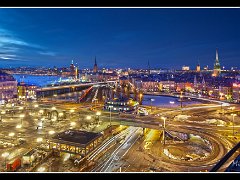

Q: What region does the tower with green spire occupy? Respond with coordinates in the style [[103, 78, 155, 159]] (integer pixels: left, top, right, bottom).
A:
[[213, 49, 221, 77]]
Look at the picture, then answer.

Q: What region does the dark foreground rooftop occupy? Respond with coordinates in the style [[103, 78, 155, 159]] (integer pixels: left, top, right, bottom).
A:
[[52, 130, 102, 147]]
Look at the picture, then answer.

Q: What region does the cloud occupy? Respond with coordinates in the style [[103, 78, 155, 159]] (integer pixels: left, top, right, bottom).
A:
[[38, 51, 56, 56], [0, 27, 57, 64]]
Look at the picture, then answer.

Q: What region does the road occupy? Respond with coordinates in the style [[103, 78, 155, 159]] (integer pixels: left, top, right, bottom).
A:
[[92, 127, 142, 172]]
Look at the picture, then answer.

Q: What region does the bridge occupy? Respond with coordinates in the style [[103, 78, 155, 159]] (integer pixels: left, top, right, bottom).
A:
[[35, 81, 116, 98]]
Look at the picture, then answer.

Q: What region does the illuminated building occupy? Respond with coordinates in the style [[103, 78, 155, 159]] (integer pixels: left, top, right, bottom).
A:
[[182, 66, 190, 71], [104, 97, 139, 112], [196, 63, 201, 72], [159, 81, 176, 92], [219, 86, 232, 100], [212, 49, 221, 77], [93, 56, 98, 73], [70, 60, 75, 77], [0, 71, 17, 102], [17, 82, 37, 100], [232, 83, 240, 103], [48, 130, 103, 156]]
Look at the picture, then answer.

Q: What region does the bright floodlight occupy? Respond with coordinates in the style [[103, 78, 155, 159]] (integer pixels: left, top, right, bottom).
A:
[[16, 124, 22, 129], [86, 116, 92, 120], [2, 152, 9, 158], [70, 122, 76, 126], [161, 117, 166, 120], [9, 132, 15, 137], [70, 109, 75, 113], [96, 111, 101, 116], [48, 130, 55, 135], [36, 138, 43, 143], [37, 167, 46, 172]]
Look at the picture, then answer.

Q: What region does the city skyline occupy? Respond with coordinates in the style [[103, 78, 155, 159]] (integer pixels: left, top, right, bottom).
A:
[[0, 8, 240, 69]]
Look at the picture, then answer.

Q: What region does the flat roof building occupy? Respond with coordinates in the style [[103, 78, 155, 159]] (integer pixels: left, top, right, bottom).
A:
[[48, 130, 103, 156]]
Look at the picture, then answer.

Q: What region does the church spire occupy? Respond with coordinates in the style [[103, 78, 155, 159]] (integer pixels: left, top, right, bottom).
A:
[[194, 75, 198, 88], [94, 56, 97, 65], [148, 60, 150, 75], [93, 56, 98, 73]]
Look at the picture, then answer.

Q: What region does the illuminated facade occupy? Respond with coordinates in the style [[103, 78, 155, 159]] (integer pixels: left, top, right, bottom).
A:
[[182, 66, 190, 71], [104, 98, 139, 112], [0, 71, 17, 101], [196, 64, 201, 72], [17, 82, 37, 100], [232, 83, 240, 103]]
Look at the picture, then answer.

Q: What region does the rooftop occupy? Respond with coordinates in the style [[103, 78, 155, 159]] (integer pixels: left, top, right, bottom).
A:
[[52, 130, 102, 147]]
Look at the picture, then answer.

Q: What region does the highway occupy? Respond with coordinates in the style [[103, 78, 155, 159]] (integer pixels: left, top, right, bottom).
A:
[[92, 127, 142, 172]]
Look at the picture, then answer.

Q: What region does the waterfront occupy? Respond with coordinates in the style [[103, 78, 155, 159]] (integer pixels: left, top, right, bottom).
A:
[[13, 74, 67, 87], [142, 94, 203, 107]]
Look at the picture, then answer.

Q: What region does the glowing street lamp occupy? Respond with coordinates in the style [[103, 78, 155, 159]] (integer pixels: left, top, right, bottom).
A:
[[86, 116, 92, 120], [150, 98, 155, 111], [16, 124, 22, 129], [96, 111, 101, 124], [70, 122, 76, 126], [9, 132, 15, 137], [20, 114, 25, 125], [48, 130, 55, 135], [231, 114, 237, 136], [161, 117, 166, 145], [36, 137, 43, 143], [2, 152, 9, 167], [19, 107, 23, 110]]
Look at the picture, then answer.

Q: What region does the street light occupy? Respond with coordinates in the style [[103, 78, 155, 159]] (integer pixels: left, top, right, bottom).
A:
[[231, 114, 237, 137], [36, 137, 43, 143], [96, 111, 101, 124], [48, 130, 55, 135], [161, 117, 166, 145], [20, 114, 25, 125], [109, 107, 112, 126], [86, 116, 92, 120], [16, 124, 22, 129], [9, 132, 15, 137], [150, 98, 155, 111], [70, 122, 76, 126], [2, 152, 9, 168]]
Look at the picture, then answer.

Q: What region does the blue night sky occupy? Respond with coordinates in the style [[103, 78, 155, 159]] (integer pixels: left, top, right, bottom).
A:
[[0, 8, 239, 69]]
